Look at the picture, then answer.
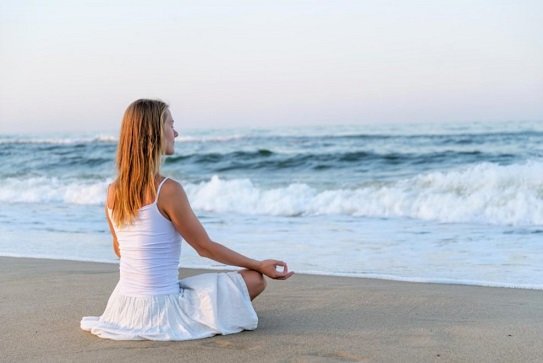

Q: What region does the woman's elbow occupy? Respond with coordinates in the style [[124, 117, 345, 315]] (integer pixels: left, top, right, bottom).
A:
[[193, 240, 215, 259], [197, 246, 212, 259]]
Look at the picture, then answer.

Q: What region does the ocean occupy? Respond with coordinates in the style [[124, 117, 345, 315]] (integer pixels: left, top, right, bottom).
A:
[[1, 121, 542, 289]]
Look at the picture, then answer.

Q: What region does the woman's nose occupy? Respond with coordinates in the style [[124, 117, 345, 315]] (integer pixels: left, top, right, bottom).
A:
[[174, 130, 179, 137]]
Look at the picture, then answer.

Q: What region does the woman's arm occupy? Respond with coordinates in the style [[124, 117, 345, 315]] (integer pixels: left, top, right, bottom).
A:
[[159, 179, 293, 280], [105, 206, 121, 258], [105, 186, 120, 258]]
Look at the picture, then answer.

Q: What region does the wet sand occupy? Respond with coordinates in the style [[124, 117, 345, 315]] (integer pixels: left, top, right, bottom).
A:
[[1, 256, 542, 362]]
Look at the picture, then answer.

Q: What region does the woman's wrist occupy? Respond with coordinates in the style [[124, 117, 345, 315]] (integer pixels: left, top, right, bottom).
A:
[[250, 259, 263, 273]]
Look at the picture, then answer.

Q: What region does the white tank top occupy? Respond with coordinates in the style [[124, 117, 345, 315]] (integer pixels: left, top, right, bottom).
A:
[[108, 177, 182, 296]]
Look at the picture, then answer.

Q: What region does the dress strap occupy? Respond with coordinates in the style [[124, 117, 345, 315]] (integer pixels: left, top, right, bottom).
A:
[[155, 177, 170, 202]]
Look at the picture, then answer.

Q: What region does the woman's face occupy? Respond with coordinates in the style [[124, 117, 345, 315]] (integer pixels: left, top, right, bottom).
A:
[[162, 109, 178, 155]]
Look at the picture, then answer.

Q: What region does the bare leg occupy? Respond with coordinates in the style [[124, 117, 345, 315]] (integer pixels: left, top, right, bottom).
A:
[[238, 269, 267, 301]]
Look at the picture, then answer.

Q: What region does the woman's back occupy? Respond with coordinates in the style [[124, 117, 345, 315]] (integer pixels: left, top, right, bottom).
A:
[[109, 177, 181, 296]]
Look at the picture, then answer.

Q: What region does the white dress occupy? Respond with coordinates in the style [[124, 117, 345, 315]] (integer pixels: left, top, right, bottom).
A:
[[80, 178, 258, 341]]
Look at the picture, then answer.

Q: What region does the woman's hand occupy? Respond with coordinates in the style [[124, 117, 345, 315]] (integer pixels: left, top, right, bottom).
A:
[[258, 259, 294, 280]]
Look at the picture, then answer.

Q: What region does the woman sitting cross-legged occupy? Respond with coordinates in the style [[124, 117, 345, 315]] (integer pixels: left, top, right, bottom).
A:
[[81, 99, 293, 341]]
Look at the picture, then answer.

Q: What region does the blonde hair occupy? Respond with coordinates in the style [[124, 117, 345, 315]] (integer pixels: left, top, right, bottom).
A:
[[111, 99, 169, 226]]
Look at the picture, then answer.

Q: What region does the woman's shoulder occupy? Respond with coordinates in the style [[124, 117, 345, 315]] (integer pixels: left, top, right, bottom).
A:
[[156, 177, 192, 214], [159, 177, 185, 196]]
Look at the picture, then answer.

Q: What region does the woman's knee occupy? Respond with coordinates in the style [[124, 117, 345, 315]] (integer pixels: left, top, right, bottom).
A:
[[240, 270, 266, 300], [254, 271, 267, 292]]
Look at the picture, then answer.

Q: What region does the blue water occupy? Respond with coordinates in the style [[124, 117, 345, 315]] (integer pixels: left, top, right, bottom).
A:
[[1, 121, 542, 288]]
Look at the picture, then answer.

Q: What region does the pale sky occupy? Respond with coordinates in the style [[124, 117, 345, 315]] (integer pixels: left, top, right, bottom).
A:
[[1, 0, 542, 133]]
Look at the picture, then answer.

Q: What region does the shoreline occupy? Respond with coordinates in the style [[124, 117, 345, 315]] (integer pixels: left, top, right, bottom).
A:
[[2, 253, 542, 291], [2, 256, 543, 362]]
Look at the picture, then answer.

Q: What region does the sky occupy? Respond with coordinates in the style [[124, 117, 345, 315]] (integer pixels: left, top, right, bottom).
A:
[[0, 0, 542, 134]]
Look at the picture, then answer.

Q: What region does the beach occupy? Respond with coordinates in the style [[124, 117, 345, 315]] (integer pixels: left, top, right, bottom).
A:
[[2, 257, 542, 362], [2, 1, 542, 361]]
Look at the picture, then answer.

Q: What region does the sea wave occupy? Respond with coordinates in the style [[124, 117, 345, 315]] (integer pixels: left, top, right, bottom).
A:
[[163, 149, 519, 171], [177, 134, 246, 143], [0, 134, 249, 145], [184, 162, 543, 226], [3, 127, 541, 145], [0, 135, 117, 145], [2, 161, 541, 226], [0, 177, 111, 205]]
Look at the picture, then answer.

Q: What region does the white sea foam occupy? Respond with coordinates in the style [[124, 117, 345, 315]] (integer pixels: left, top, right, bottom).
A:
[[185, 161, 543, 226], [0, 177, 110, 204], [1, 161, 542, 226], [0, 134, 117, 144]]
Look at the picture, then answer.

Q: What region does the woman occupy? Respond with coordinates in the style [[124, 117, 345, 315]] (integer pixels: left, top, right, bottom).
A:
[[81, 99, 293, 341]]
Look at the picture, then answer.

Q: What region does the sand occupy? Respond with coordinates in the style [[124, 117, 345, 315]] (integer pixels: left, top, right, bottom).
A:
[[1, 256, 542, 362]]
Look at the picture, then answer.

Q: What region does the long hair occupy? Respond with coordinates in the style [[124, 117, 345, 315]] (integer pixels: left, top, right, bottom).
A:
[[111, 99, 169, 226]]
